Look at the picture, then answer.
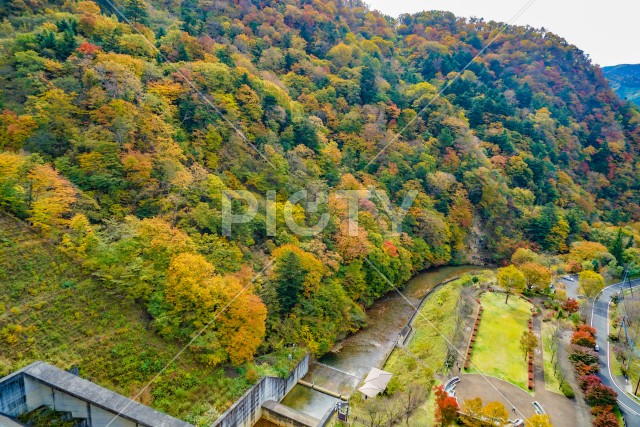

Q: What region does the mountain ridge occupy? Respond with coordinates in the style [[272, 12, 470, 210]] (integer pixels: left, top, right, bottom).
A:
[[603, 63, 640, 106]]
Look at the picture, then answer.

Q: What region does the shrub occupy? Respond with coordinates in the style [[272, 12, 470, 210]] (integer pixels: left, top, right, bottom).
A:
[[575, 361, 600, 377], [593, 411, 620, 427], [245, 368, 258, 384], [572, 330, 596, 348], [576, 324, 597, 338], [569, 345, 599, 366], [385, 376, 401, 396], [579, 374, 602, 392], [591, 405, 614, 417], [585, 383, 617, 407], [562, 298, 580, 313], [561, 382, 575, 398], [61, 280, 76, 289]]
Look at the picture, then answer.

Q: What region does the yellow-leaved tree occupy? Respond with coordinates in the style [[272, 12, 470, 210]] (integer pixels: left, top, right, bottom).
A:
[[520, 262, 551, 289], [497, 265, 526, 304], [526, 414, 554, 427], [579, 270, 605, 299], [163, 252, 266, 366], [27, 163, 76, 235]]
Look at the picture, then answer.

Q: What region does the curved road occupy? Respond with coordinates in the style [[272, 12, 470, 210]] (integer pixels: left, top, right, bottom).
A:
[[591, 279, 640, 426]]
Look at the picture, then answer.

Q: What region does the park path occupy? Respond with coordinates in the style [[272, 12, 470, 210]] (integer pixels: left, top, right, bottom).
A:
[[556, 330, 593, 427], [531, 317, 583, 427]]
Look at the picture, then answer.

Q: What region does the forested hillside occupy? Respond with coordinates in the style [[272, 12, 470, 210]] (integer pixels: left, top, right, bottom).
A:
[[1, 0, 640, 422], [604, 64, 640, 106]]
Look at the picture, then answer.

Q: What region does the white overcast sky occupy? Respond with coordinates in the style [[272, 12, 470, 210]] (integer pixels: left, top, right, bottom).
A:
[[365, 0, 639, 67]]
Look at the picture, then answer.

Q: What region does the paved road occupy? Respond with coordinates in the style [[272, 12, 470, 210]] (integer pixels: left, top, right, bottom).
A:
[[591, 279, 640, 426], [455, 374, 573, 425]]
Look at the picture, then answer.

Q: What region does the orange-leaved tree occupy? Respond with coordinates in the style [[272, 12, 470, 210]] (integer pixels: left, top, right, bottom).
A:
[[163, 252, 266, 366], [434, 384, 459, 427]]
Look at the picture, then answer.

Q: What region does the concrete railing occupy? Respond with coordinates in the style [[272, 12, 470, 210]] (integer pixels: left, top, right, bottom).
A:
[[317, 406, 335, 427]]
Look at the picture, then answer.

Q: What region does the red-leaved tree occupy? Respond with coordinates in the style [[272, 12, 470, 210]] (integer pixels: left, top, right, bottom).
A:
[[578, 374, 602, 392], [585, 383, 618, 407], [593, 411, 620, 427], [434, 385, 459, 427], [562, 298, 580, 313], [576, 324, 597, 338]]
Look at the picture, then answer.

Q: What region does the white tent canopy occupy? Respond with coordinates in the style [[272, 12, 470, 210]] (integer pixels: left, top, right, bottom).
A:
[[358, 368, 393, 398]]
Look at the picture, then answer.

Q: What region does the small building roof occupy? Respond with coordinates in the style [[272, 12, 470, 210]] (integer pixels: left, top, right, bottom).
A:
[[358, 368, 393, 398], [13, 362, 192, 427]]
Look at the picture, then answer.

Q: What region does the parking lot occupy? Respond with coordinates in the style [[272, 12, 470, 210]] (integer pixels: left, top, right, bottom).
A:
[[557, 274, 580, 300]]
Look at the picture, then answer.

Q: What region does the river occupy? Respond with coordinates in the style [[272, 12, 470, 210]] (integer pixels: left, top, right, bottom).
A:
[[280, 265, 484, 418]]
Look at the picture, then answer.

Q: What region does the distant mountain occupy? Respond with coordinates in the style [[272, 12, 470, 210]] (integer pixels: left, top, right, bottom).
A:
[[604, 64, 640, 105]]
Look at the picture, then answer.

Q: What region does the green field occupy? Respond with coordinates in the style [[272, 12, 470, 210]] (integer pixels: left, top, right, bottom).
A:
[[379, 278, 467, 387], [468, 292, 532, 390], [348, 275, 476, 425], [611, 298, 640, 404]]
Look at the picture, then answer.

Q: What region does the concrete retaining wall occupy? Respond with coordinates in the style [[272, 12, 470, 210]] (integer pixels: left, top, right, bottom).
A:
[[0, 374, 26, 417], [211, 354, 309, 427]]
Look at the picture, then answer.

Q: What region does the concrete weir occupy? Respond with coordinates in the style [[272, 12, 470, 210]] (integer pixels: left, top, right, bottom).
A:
[[211, 354, 310, 427], [295, 380, 347, 401], [261, 401, 319, 427]]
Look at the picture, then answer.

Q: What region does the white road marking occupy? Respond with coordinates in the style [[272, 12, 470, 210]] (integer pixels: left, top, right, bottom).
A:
[[597, 283, 640, 417]]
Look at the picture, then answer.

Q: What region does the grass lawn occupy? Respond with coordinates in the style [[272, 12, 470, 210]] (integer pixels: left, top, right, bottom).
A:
[[382, 279, 467, 388], [610, 344, 624, 377], [541, 322, 562, 394], [392, 277, 471, 425], [611, 301, 640, 404], [405, 378, 439, 426], [468, 292, 532, 390]]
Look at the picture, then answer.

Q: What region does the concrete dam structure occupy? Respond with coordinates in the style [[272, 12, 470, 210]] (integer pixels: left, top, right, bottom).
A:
[[0, 355, 326, 427], [0, 361, 191, 427]]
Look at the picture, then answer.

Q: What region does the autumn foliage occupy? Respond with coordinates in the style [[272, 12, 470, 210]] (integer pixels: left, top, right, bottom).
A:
[[561, 298, 580, 313], [434, 385, 459, 427], [571, 330, 596, 349], [163, 253, 266, 365], [1, 0, 640, 412]]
